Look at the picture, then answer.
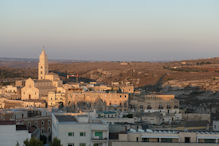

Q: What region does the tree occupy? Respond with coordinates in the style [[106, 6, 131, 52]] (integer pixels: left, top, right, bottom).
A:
[[50, 137, 63, 146], [24, 137, 43, 146]]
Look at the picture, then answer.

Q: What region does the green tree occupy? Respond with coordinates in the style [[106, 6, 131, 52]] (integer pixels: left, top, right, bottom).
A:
[[50, 137, 63, 146], [24, 137, 43, 146]]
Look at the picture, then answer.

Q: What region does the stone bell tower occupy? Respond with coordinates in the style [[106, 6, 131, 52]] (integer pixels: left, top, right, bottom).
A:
[[38, 49, 48, 80]]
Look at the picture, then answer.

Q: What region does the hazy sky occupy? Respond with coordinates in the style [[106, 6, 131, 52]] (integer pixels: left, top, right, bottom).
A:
[[0, 0, 219, 61]]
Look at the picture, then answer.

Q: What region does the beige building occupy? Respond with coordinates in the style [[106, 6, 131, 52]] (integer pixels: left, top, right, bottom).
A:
[[183, 113, 211, 123], [38, 49, 48, 80], [0, 85, 18, 99], [21, 50, 62, 101], [120, 85, 134, 93], [130, 94, 179, 114], [111, 130, 219, 146], [48, 91, 66, 107], [66, 91, 129, 111], [21, 78, 56, 100]]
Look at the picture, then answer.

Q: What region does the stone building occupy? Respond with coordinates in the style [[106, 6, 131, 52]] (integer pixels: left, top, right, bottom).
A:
[[119, 85, 134, 93], [48, 91, 66, 107], [17, 116, 52, 142], [21, 78, 56, 100], [38, 49, 49, 80], [130, 94, 179, 114], [66, 91, 129, 111], [21, 50, 63, 101]]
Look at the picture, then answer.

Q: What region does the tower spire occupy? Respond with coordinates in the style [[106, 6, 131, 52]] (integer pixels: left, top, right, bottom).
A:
[[38, 48, 48, 80]]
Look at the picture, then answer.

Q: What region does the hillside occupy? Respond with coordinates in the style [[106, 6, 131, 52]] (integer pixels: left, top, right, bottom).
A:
[[1, 57, 219, 88]]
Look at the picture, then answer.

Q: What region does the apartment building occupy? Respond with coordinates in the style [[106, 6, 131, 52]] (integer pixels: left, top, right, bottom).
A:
[[0, 121, 31, 146], [111, 129, 219, 146], [52, 113, 109, 146]]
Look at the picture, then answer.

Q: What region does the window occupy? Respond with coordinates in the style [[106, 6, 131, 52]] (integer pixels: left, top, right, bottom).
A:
[[68, 144, 74, 146], [80, 132, 86, 136], [185, 137, 191, 143], [204, 139, 216, 143], [41, 120, 44, 126], [147, 105, 152, 109], [48, 127, 51, 133], [79, 144, 86, 146], [158, 105, 163, 109], [68, 132, 74, 136], [174, 105, 178, 109], [41, 129, 44, 134], [167, 105, 171, 109], [142, 138, 149, 142], [161, 138, 172, 143], [95, 131, 103, 139], [140, 105, 144, 110]]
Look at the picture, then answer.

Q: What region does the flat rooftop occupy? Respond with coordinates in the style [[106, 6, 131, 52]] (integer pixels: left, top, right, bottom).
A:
[[128, 129, 219, 135]]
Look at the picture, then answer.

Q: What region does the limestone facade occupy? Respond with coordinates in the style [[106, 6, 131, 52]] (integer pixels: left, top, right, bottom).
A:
[[130, 94, 179, 114], [21, 50, 62, 101], [66, 91, 129, 111], [38, 49, 48, 80]]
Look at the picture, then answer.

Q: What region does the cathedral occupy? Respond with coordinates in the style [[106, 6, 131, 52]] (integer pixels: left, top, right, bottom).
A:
[[20, 50, 129, 109], [21, 50, 63, 100]]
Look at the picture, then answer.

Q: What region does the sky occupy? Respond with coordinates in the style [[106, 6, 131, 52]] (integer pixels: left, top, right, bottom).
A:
[[0, 0, 219, 61]]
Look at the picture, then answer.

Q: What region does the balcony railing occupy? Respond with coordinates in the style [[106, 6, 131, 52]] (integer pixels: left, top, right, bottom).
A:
[[91, 137, 108, 141]]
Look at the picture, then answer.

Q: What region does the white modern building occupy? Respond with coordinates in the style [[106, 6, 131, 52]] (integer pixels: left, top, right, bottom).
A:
[[52, 113, 109, 146], [213, 121, 219, 132], [0, 121, 31, 146], [111, 129, 219, 146]]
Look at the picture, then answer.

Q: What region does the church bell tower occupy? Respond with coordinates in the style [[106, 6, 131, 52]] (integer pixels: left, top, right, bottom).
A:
[[38, 49, 48, 80]]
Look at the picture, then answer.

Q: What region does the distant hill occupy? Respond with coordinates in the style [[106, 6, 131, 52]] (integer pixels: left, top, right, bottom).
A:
[[1, 57, 219, 87]]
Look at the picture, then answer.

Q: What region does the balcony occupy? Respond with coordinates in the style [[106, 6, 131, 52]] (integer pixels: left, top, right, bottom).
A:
[[91, 137, 108, 141]]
